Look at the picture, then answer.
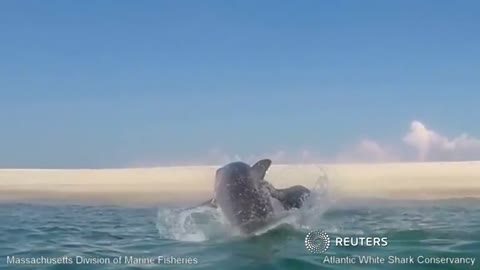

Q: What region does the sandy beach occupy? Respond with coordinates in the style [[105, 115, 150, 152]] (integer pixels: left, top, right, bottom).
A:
[[1, 161, 479, 205]]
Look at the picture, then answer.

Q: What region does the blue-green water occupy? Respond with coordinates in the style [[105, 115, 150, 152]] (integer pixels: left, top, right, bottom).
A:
[[1, 198, 479, 270]]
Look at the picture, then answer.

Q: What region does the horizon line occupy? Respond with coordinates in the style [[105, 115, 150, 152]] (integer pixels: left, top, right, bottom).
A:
[[1, 160, 479, 171]]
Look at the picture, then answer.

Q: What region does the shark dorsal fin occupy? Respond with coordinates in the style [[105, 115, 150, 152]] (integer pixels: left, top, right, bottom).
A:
[[251, 159, 272, 180]]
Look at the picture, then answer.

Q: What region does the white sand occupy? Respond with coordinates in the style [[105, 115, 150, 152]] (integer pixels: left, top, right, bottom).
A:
[[1, 161, 479, 205]]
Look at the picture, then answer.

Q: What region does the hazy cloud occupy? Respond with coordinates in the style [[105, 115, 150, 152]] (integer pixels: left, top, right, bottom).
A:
[[337, 120, 480, 163], [203, 148, 326, 165], [201, 120, 480, 165], [403, 120, 480, 161], [336, 139, 398, 163]]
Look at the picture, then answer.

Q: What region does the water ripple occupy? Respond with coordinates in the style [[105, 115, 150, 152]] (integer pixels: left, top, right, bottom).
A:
[[1, 200, 479, 270]]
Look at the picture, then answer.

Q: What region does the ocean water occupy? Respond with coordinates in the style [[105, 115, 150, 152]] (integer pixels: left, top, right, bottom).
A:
[[1, 195, 479, 270]]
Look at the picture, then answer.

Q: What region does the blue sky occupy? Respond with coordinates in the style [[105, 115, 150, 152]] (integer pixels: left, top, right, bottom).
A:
[[1, 1, 479, 168]]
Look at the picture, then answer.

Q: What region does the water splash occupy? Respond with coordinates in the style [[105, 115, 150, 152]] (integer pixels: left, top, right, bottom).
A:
[[156, 168, 333, 242], [274, 168, 333, 231], [156, 205, 234, 242]]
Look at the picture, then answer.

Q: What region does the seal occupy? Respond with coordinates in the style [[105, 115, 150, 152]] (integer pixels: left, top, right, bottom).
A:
[[253, 159, 311, 210]]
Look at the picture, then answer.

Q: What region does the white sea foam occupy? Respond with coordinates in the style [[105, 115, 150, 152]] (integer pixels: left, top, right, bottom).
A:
[[156, 168, 333, 242]]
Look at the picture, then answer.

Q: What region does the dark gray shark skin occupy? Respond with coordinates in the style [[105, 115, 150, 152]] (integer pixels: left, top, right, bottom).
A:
[[185, 159, 312, 230], [214, 161, 275, 234]]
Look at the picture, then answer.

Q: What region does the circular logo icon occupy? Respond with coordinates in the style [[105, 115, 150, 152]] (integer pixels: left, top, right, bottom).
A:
[[305, 230, 331, 254]]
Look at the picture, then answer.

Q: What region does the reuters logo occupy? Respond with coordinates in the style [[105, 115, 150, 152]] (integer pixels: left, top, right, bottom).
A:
[[305, 230, 331, 254]]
